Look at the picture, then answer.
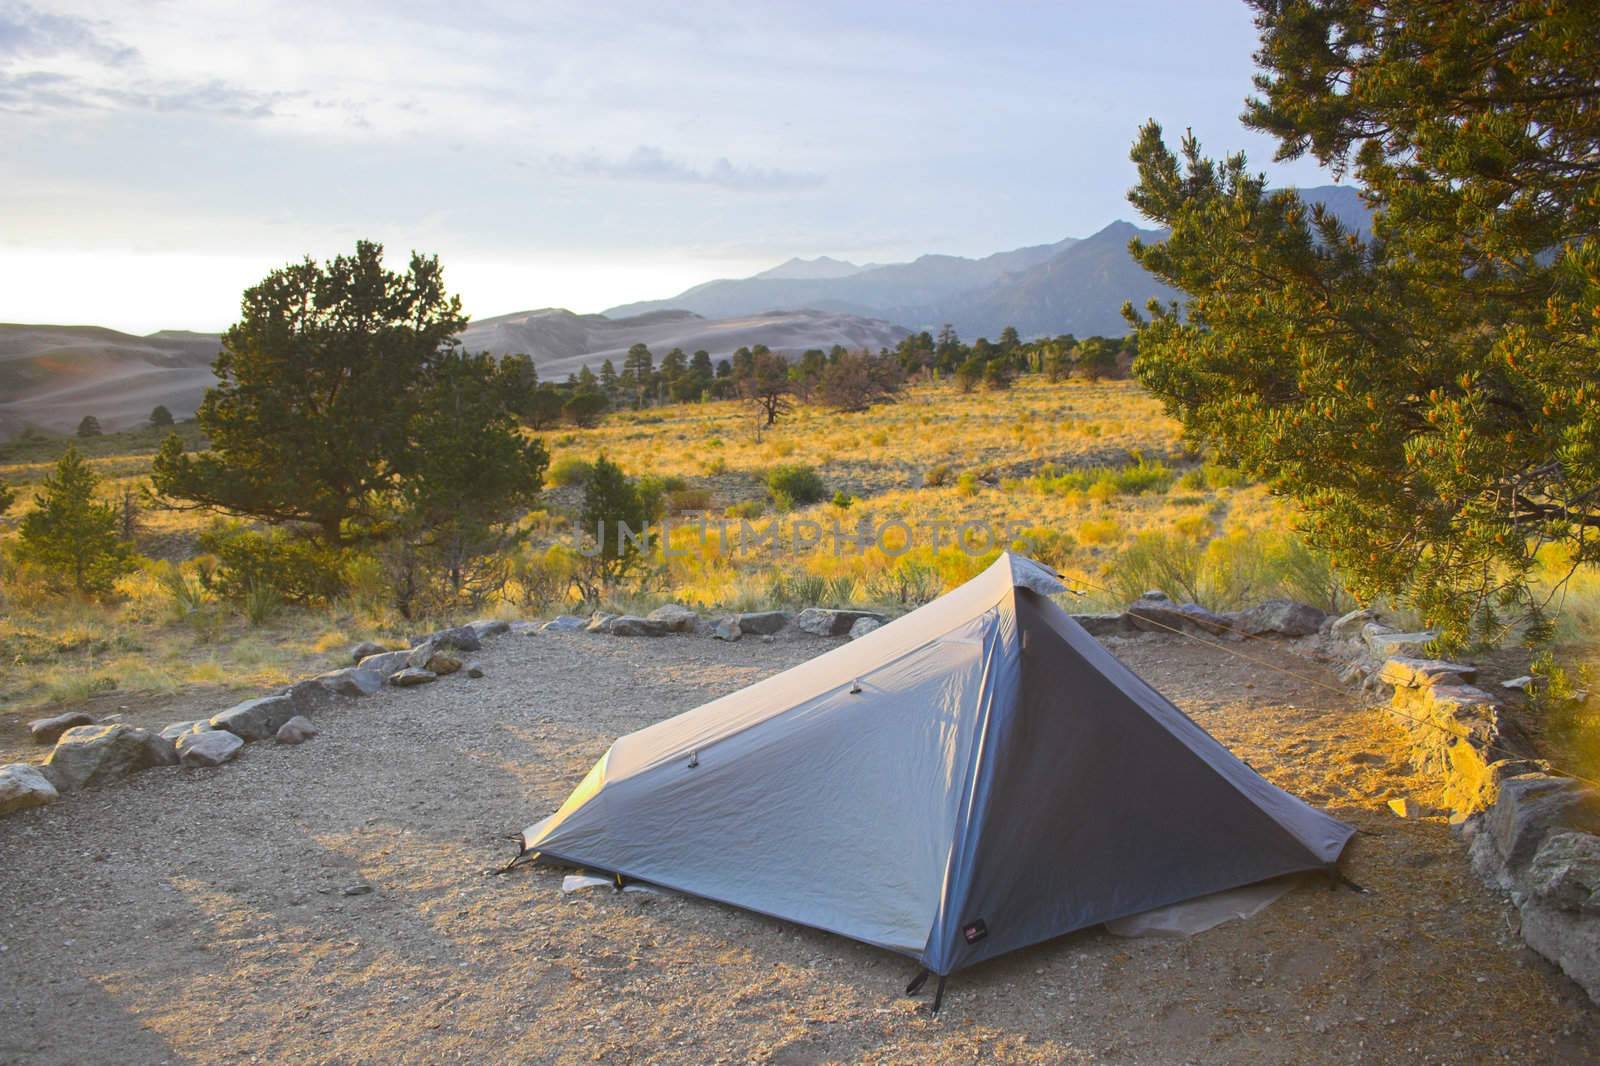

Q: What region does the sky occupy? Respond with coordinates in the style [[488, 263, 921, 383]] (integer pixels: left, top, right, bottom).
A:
[[0, 0, 1335, 333]]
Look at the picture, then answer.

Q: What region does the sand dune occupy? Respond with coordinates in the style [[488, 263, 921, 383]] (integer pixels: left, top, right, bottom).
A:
[[0, 309, 909, 437]]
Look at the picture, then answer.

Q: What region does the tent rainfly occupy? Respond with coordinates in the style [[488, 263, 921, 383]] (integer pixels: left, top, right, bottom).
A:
[[516, 553, 1355, 1009]]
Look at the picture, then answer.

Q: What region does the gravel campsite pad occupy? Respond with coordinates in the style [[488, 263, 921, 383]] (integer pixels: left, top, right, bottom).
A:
[[2, 630, 1598, 1064]]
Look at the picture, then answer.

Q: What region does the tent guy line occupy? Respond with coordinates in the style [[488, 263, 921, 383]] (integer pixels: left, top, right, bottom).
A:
[[1063, 575, 1600, 792]]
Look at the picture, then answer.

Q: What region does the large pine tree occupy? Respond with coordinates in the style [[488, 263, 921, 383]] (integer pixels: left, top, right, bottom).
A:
[[1125, 0, 1600, 645]]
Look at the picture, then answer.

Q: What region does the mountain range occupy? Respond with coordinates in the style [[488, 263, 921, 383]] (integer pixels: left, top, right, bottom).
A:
[[0, 184, 1367, 437], [606, 184, 1368, 340]]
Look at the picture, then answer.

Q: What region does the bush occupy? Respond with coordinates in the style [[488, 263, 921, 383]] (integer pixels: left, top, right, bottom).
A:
[[765, 464, 826, 510], [198, 524, 347, 605], [725, 499, 764, 520], [15, 446, 136, 596], [76, 416, 103, 438], [667, 486, 713, 513], [1033, 457, 1174, 498], [1201, 462, 1250, 489], [924, 463, 954, 487], [1076, 518, 1123, 546], [548, 456, 594, 487], [149, 405, 175, 427], [1110, 531, 1206, 604]]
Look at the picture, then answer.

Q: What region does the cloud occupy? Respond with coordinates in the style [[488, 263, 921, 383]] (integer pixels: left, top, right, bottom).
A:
[[564, 145, 822, 192], [0, 2, 136, 65], [0, 2, 287, 118]]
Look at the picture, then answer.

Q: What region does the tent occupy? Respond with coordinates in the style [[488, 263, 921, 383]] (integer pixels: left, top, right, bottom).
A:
[[517, 553, 1354, 1007]]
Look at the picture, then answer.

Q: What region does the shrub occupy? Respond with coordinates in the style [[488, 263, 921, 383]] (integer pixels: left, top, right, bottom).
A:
[[667, 486, 713, 513], [725, 499, 765, 520], [1201, 462, 1249, 489], [955, 472, 980, 498], [76, 415, 103, 438], [149, 405, 175, 427], [1110, 531, 1205, 604], [198, 524, 347, 605], [548, 456, 594, 487], [924, 463, 954, 487], [765, 464, 826, 510], [1076, 518, 1123, 546], [15, 447, 136, 596], [831, 490, 854, 509]]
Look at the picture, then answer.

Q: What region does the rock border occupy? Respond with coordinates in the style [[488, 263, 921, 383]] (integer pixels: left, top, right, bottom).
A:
[[1323, 614, 1600, 1004]]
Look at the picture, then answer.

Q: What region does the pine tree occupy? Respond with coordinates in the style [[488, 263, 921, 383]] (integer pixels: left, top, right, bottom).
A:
[[17, 447, 135, 595], [1125, 0, 1600, 644], [149, 405, 174, 427], [76, 416, 102, 438]]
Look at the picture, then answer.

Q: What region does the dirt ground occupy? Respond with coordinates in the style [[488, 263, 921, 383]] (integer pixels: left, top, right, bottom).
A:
[[1, 627, 1596, 1065]]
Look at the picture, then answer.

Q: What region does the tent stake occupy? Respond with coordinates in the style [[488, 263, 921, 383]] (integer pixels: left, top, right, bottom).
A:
[[931, 976, 947, 1013], [904, 968, 930, 995]]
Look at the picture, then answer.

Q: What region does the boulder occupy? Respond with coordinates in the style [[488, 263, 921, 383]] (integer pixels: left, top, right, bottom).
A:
[[1478, 774, 1594, 876], [712, 617, 742, 642], [44, 724, 178, 791], [1503, 675, 1535, 692], [406, 641, 439, 669], [176, 729, 244, 767], [1330, 608, 1375, 641], [350, 641, 387, 663], [1519, 900, 1600, 1006], [1378, 657, 1479, 689], [1127, 596, 1230, 636], [468, 618, 511, 639], [647, 603, 700, 633], [426, 625, 482, 653], [209, 694, 297, 742], [426, 653, 462, 676], [28, 711, 95, 745], [1526, 831, 1600, 913], [1071, 613, 1133, 637], [275, 716, 320, 745], [1362, 624, 1440, 659], [0, 763, 58, 816], [586, 613, 618, 634], [735, 610, 789, 636], [1231, 599, 1327, 638], [543, 615, 587, 632], [848, 617, 883, 640], [285, 678, 341, 716], [609, 616, 668, 637], [796, 608, 889, 637], [158, 720, 214, 742], [312, 667, 385, 698], [390, 668, 437, 687], [465, 661, 485, 679], [358, 649, 412, 676]]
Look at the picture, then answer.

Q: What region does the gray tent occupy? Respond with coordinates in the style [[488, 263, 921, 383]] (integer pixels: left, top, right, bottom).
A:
[[519, 553, 1353, 1004]]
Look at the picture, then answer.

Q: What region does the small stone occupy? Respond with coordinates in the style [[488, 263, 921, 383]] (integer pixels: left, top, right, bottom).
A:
[[585, 613, 618, 634], [210, 694, 297, 742], [390, 668, 437, 687], [1388, 797, 1435, 820], [1502, 675, 1535, 692], [27, 711, 94, 745], [647, 603, 700, 633], [734, 610, 789, 636], [158, 720, 214, 742], [543, 615, 587, 632], [44, 724, 178, 791], [426, 653, 462, 676], [847, 616, 883, 640], [275, 716, 320, 745], [1330, 608, 1374, 640], [465, 661, 485, 679], [796, 608, 888, 637], [350, 641, 386, 663], [358, 649, 411, 676], [609, 616, 668, 637], [0, 763, 58, 816], [313, 667, 385, 698], [712, 617, 743, 642], [426, 625, 482, 652], [176, 729, 244, 768], [468, 618, 511, 639], [341, 883, 373, 896]]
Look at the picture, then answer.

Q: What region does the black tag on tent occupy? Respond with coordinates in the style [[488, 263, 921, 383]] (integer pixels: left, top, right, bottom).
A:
[[962, 919, 988, 944]]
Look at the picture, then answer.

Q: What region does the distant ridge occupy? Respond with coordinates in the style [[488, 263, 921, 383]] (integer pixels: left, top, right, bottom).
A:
[[606, 184, 1369, 340]]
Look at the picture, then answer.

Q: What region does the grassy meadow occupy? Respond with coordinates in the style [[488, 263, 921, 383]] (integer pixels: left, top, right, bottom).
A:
[[1, 375, 1594, 725]]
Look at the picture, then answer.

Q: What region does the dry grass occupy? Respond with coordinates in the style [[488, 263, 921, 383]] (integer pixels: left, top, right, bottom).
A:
[[0, 378, 1304, 714]]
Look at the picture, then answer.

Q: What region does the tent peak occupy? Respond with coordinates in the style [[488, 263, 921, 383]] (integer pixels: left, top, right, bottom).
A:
[[995, 552, 1067, 598]]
